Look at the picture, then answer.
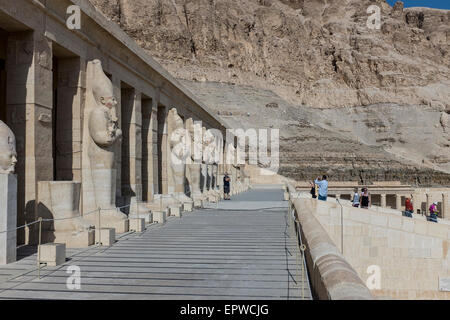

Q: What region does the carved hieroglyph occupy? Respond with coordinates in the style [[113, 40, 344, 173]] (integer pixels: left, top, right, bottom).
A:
[[168, 108, 193, 204], [82, 60, 126, 222], [0, 121, 17, 174]]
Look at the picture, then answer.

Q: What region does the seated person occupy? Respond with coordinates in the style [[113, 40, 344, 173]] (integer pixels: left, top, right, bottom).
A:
[[403, 197, 413, 218], [428, 202, 439, 223]]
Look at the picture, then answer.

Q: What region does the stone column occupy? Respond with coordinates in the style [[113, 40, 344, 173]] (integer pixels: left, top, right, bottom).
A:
[[55, 57, 85, 182], [442, 193, 448, 220], [396, 194, 402, 210], [231, 166, 237, 195], [380, 194, 386, 208], [150, 104, 159, 199], [0, 174, 17, 264], [336, 194, 341, 200], [207, 164, 213, 191], [7, 31, 53, 245], [426, 193, 430, 215], [122, 89, 143, 212], [161, 107, 169, 195], [142, 99, 157, 202], [112, 76, 122, 200]]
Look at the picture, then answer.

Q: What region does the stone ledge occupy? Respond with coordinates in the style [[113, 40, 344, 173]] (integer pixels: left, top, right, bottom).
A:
[[293, 198, 373, 300]]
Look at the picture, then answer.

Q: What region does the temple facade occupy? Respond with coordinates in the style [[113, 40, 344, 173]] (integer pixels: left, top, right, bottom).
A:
[[0, 0, 248, 248]]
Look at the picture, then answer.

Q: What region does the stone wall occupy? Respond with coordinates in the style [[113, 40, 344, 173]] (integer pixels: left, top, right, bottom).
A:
[[291, 196, 373, 300], [0, 0, 230, 245], [293, 197, 450, 299]]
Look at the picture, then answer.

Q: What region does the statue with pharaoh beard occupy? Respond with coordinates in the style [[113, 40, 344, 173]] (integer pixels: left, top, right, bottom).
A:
[[168, 108, 193, 204]]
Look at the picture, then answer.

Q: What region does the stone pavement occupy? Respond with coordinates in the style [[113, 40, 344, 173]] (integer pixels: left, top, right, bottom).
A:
[[0, 187, 311, 300]]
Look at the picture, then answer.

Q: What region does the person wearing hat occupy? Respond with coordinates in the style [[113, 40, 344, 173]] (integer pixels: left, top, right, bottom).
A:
[[429, 202, 439, 223], [223, 172, 231, 200]]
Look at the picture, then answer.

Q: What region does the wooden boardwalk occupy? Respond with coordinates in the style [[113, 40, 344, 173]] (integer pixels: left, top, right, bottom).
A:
[[0, 187, 311, 300]]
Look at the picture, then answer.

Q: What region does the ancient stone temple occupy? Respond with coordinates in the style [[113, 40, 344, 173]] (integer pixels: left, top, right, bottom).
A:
[[0, 0, 246, 251]]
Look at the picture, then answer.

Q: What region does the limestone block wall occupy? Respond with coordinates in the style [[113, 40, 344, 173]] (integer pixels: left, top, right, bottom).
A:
[[291, 197, 373, 300], [296, 198, 450, 299], [244, 164, 289, 185], [0, 0, 230, 245], [413, 188, 450, 217]]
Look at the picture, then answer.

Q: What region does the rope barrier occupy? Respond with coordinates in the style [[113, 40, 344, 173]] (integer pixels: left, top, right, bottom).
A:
[[0, 204, 133, 235], [288, 193, 311, 300]]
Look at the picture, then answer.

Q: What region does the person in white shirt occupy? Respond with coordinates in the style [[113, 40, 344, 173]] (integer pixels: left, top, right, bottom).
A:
[[352, 188, 360, 207], [314, 175, 328, 201]]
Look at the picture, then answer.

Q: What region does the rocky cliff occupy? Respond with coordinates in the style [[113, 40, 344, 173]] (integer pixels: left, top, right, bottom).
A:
[[89, 0, 450, 186]]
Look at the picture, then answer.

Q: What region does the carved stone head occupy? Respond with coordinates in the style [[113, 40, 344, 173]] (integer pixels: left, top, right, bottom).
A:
[[0, 121, 17, 174], [90, 59, 117, 110]]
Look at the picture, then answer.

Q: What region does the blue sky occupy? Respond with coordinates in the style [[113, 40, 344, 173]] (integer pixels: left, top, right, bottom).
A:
[[386, 0, 450, 9]]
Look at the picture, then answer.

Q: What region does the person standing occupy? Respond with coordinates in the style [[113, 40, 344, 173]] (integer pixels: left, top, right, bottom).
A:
[[352, 188, 360, 208], [309, 180, 317, 199], [404, 197, 414, 218], [314, 175, 328, 201], [223, 173, 231, 200], [360, 188, 371, 209]]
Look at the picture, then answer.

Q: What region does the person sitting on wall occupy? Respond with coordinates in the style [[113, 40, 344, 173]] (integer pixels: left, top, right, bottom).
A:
[[223, 172, 231, 200], [403, 197, 414, 218], [429, 202, 439, 223], [309, 180, 317, 199], [351, 188, 360, 208], [360, 187, 371, 209], [314, 175, 328, 201]]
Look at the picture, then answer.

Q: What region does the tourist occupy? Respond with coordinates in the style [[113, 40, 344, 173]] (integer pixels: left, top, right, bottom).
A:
[[429, 202, 439, 223], [360, 187, 371, 209], [351, 188, 360, 207], [223, 173, 231, 200], [309, 180, 317, 199], [403, 197, 414, 218], [314, 175, 328, 201]]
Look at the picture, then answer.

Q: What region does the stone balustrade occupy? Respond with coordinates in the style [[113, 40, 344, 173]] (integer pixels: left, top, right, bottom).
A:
[[287, 181, 450, 299], [287, 184, 373, 300]]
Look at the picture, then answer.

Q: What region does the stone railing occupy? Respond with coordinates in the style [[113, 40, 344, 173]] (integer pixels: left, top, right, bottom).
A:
[[286, 184, 373, 300]]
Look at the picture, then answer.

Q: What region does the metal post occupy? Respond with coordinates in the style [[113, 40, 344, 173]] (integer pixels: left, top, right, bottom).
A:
[[137, 200, 140, 232], [300, 243, 306, 300], [336, 198, 344, 254], [37, 217, 42, 279], [97, 208, 102, 246]]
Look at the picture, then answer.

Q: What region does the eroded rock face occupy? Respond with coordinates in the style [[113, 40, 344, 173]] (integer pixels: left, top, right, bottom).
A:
[[89, 0, 450, 185], [89, 0, 449, 109], [441, 112, 449, 132]]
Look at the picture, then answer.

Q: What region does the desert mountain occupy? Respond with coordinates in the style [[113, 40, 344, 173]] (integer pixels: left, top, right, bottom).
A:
[[89, 0, 450, 185]]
